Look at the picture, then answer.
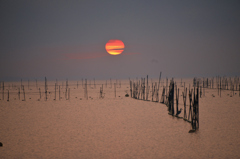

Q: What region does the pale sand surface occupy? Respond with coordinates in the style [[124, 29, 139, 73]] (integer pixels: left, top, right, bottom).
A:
[[0, 79, 240, 158]]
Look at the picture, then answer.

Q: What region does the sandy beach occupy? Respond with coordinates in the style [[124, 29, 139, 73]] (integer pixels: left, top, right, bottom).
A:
[[0, 79, 240, 158]]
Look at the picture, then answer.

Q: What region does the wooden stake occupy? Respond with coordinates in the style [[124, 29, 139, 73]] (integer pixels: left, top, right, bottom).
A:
[[2, 81, 4, 100], [39, 88, 41, 99], [7, 89, 9, 101], [59, 85, 60, 100], [114, 83, 116, 97], [54, 83, 56, 100]]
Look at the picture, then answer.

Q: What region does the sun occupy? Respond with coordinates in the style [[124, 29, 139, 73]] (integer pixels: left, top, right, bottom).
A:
[[105, 39, 125, 55]]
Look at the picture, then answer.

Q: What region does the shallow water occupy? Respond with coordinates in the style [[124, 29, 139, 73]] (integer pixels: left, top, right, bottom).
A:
[[0, 79, 240, 158]]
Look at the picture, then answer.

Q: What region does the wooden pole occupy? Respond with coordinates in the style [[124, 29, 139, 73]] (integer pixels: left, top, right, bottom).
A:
[[157, 72, 162, 102], [2, 81, 4, 100], [45, 77, 47, 101], [68, 88, 70, 100], [39, 88, 41, 99], [85, 79, 88, 100], [146, 75, 148, 101], [220, 77, 221, 97], [18, 87, 20, 100], [59, 85, 60, 100], [54, 83, 56, 100], [23, 85, 25, 101], [114, 83, 116, 97], [7, 89, 9, 101]]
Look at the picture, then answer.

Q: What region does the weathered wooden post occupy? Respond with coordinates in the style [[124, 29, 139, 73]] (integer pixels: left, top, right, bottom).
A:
[[68, 88, 70, 100], [151, 82, 154, 101], [175, 86, 180, 117], [189, 81, 199, 133], [39, 88, 41, 99], [146, 75, 149, 101], [7, 90, 9, 101], [160, 86, 165, 104], [59, 85, 61, 100], [45, 77, 47, 101], [157, 72, 162, 102], [23, 85, 26, 101], [220, 77, 221, 97], [183, 87, 187, 120], [18, 87, 20, 100], [2, 81, 4, 100], [54, 83, 57, 100], [65, 79, 68, 100], [188, 89, 193, 123], [168, 80, 174, 116], [114, 83, 116, 98], [130, 80, 132, 98], [85, 79, 88, 100]]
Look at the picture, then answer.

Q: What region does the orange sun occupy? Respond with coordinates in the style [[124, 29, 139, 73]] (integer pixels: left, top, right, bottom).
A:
[[105, 39, 125, 55]]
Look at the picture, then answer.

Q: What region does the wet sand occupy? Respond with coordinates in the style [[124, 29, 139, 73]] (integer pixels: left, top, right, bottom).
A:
[[0, 79, 240, 158]]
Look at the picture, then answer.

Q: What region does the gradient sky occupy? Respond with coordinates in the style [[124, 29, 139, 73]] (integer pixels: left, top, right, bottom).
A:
[[1, 0, 240, 81]]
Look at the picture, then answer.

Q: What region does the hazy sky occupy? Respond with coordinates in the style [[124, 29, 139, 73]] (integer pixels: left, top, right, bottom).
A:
[[1, 0, 240, 81]]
